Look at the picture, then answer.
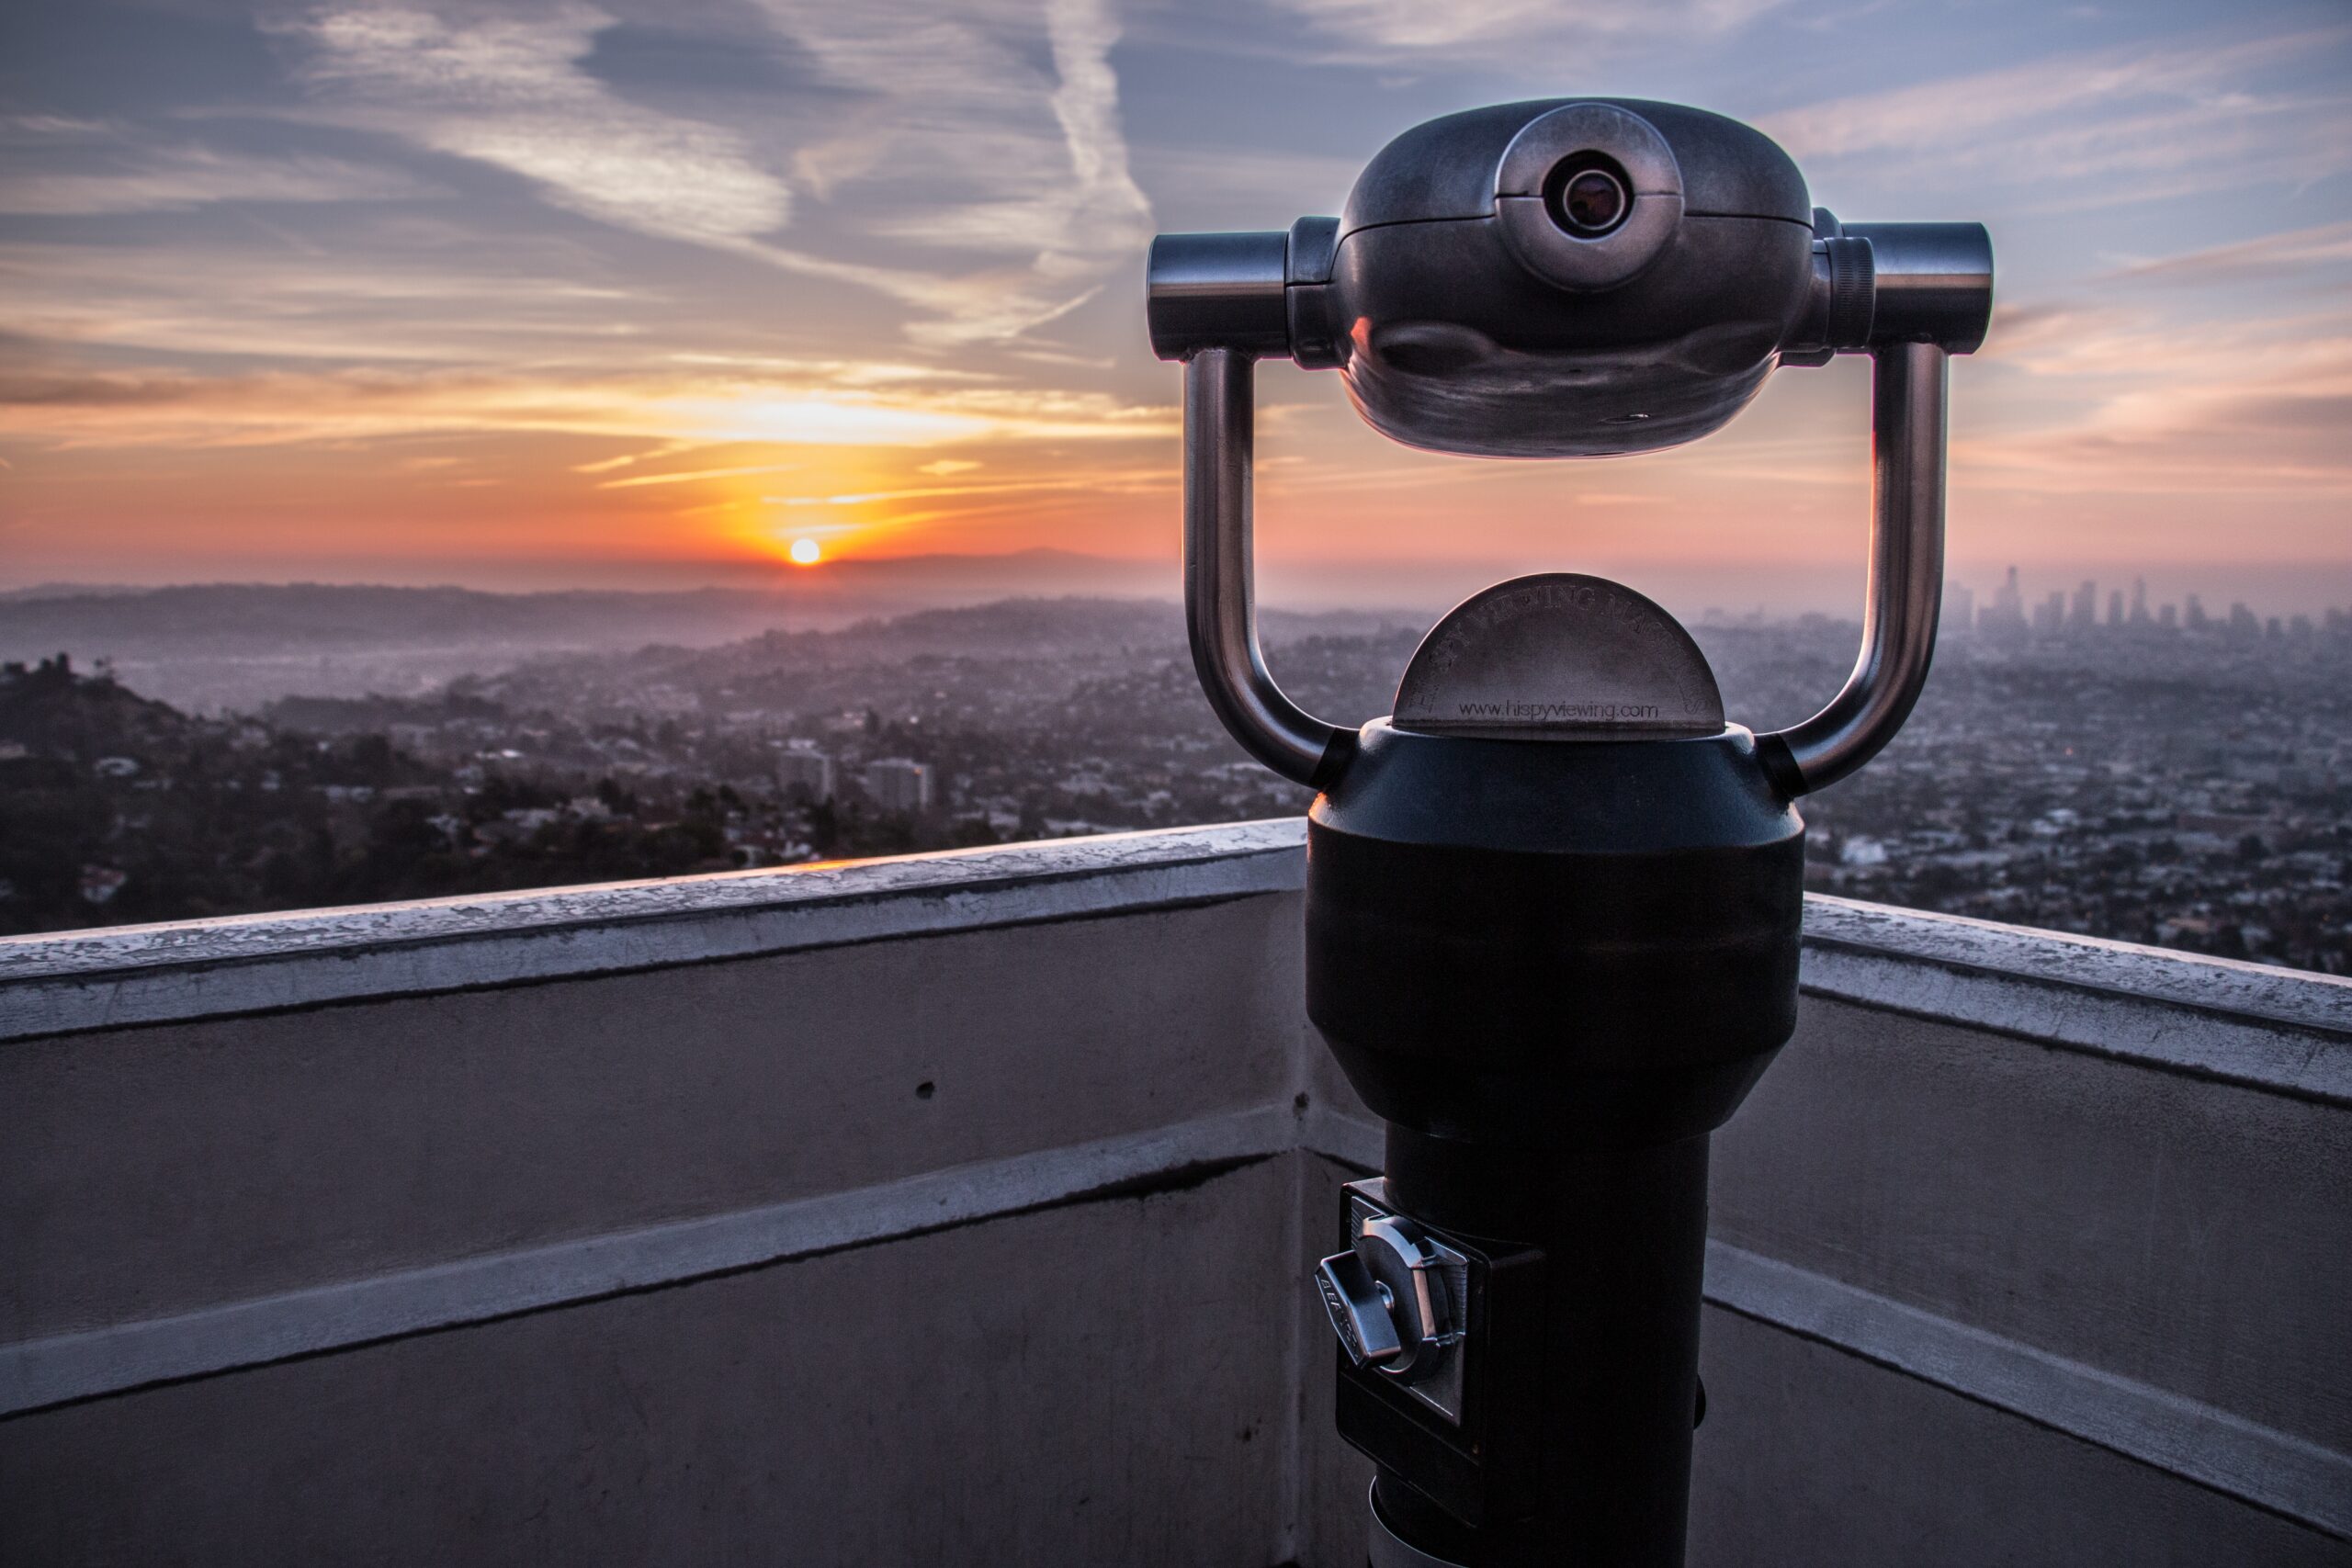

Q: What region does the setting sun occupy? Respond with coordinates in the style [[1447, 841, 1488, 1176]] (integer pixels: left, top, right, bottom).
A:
[[789, 538, 822, 565]]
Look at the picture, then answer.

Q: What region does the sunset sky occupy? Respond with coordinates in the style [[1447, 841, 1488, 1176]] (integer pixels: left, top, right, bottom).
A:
[[2, 0, 2347, 614]]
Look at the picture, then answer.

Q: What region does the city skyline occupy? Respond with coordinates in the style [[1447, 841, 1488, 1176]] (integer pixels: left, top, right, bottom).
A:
[[2, 0, 2348, 605], [1935, 565, 2349, 641]]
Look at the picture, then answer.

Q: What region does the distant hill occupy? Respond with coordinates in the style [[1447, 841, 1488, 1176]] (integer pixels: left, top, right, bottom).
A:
[[701, 595, 1410, 662], [366, 594, 1427, 731], [0, 554, 1189, 712], [0, 570, 1424, 716], [0, 552, 1169, 653], [0, 654, 195, 763]]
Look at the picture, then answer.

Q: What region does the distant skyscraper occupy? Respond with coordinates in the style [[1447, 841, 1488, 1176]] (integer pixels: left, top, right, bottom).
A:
[[1992, 565, 2024, 625], [1981, 565, 2027, 638], [2186, 594, 2208, 631], [1941, 581, 1973, 637], [2069, 580, 2098, 632], [2228, 603, 2258, 641], [2033, 591, 2065, 635], [2130, 577, 2151, 626], [862, 757, 933, 813]]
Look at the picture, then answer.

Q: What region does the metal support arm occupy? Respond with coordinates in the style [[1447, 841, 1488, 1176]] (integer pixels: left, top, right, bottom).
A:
[[1183, 348, 1353, 790], [1188, 340, 1951, 798], [1758, 341, 1950, 795]]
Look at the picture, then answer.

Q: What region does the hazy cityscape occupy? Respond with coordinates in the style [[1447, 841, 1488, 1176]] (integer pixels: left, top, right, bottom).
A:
[[2, 569, 2346, 976]]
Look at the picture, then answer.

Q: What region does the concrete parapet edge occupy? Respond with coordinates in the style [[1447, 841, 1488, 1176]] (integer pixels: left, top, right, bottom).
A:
[[1801, 895, 2352, 1105], [0, 820, 1310, 1043], [6, 820, 2342, 1101]]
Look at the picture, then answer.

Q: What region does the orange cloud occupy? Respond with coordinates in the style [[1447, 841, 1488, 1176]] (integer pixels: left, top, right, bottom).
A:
[[0, 363, 1175, 451]]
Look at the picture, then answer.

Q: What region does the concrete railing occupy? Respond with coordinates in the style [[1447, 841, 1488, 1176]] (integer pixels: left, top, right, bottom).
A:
[[3, 822, 2346, 1566]]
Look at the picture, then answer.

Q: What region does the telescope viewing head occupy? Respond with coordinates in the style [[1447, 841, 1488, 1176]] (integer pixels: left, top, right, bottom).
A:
[[1149, 98, 1990, 457], [1148, 96, 1992, 797]]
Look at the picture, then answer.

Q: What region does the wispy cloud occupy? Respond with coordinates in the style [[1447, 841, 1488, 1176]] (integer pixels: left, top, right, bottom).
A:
[[1129, 143, 1366, 231], [662, 354, 1001, 388], [1964, 304, 2352, 495], [266, 0, 1155, 349], [0, 359, 1174, 450], [276, 5, 794, 244], [1263, 0, 1788, 56], [571, 442, 693, 475], [0, 236, 654, 361], [0, 141, 431, 217], [2096, 221, 2352, 285], [596, 460, 801, 490], [748, 0, 1153, 344], [1769, 30, 2332, 154], [1763, 28, 2352, 206]]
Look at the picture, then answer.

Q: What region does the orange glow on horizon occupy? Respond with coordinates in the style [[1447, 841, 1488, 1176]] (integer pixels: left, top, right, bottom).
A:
[[2, 6, 2347, 613]]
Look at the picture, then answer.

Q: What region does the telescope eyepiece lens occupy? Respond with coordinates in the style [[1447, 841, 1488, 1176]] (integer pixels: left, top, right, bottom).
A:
[[1548, 159, 1630, 236], [1565, 170, 1624, 231]]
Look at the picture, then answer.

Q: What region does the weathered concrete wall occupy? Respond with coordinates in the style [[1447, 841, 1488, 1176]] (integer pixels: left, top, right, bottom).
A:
[[3, 823, 2346, 1566], [1717, 993, 2350, 1461], [1690, 1309, 2347, 1568], [1683, 897, 2352, 1565], [4, 892, 1306, 1341], [6, 1159, 1305, 1567], [1687, 987, 2352, 1566]]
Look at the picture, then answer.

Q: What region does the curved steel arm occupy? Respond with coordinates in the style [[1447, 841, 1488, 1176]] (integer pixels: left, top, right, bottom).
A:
[[1759, 341, 1949, 795], [1183, 348, 1353, 790]]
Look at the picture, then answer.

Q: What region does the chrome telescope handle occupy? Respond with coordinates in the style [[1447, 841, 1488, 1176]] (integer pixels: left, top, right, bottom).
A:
[[1758, 341, 1949, 795], [1183, 348, 1353, 790], [1184, 339, 1955, 798]]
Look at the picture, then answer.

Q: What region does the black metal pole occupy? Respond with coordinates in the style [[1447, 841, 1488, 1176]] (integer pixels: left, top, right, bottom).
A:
[[1374, 1129, 1713, 1565], [1305, 717, 1802, 1568]]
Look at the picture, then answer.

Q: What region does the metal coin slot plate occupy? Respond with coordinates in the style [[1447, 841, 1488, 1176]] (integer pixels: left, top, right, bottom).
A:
[[1392, 572, 1724, 741], [1346, 1189, 1470, 1424]]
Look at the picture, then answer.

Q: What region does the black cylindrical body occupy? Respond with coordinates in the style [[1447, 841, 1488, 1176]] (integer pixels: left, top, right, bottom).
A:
[[1373, 1131, 1713, 1566], [1307, 720, 1804, 1565], [1309, 721, 1803, 1146]]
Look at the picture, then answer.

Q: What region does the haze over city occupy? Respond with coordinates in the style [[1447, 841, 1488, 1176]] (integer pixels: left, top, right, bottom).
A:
[[1, 0, 2347, 613]]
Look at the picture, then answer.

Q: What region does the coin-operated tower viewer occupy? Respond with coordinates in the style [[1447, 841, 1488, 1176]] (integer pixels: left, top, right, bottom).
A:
[[1146, 100, 1992, 1568]]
